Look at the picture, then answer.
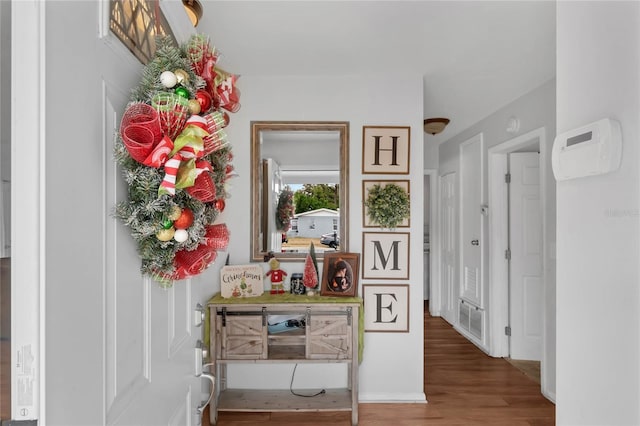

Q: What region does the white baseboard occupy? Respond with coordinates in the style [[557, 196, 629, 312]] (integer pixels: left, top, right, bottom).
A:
[[358, 392, 427, 403]]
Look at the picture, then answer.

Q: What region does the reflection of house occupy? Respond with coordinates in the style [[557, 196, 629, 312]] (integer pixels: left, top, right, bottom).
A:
[[289, 208, 339, 239]]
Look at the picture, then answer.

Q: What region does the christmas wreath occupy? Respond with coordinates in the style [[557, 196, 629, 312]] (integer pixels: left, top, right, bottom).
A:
[[364, 183, 410, 229], [114, 35, 240, 286], [275, 188, 294, 231]]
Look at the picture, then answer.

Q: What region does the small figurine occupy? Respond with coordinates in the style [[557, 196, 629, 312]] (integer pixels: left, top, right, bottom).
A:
[[265, 257, 287, 294]]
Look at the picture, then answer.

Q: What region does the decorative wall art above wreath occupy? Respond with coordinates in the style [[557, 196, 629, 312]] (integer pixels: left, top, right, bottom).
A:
[[363, 180, 410, 228]]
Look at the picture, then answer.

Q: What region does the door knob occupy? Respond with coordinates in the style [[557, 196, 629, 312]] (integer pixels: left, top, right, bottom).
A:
[[194, 303, 205, 327], [471, 239, 479, 246]]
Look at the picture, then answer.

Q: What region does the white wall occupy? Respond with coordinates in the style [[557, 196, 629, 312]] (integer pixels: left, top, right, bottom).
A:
[[221, 74, 426, 401], [556, 3, 640, 425], [438, 79, 557, 397]]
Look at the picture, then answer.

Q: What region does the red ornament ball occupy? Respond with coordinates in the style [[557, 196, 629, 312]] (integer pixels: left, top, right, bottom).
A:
[[174, 208, 194, 229], [195, 90, 212, 113], [215, 199, 226, 212]]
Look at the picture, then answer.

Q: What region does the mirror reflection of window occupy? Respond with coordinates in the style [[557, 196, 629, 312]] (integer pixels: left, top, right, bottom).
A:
[[251, 122, 349, 262], [261, 158, 284, 253], [261, 131, 340, 255]]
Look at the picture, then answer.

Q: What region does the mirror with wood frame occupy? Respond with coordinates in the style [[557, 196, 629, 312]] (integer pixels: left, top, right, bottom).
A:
[[250, 121, 349, 262]]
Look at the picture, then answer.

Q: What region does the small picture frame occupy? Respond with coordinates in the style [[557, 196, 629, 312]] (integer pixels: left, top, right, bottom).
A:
[[362, 180, 411, 228], [320, 252, 360, 297], [362, 126, 410, 174], [363, 284, 410, 332]]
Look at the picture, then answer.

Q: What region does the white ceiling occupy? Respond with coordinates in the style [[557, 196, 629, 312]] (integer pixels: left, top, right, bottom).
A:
[[198, 1, 556, 144]]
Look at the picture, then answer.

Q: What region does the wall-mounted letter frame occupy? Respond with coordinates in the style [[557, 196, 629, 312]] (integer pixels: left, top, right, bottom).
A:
[[363, 284, 410, 332], [362, 232, 410, 280], [362, 126, 410, 174]]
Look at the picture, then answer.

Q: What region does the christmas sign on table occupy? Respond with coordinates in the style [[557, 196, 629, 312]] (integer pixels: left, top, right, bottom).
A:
[[220, 264, 264, 298], [114, 34, 240, 287]]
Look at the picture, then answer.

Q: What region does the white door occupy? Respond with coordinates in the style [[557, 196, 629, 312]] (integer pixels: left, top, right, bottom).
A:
[[99, 15, 207, 426], [509, 152, 542, 361], [423, 174, 430, 301], [11, 2, 208, 424], [439, 172, 457, 324], [459, 135, 483, 306]]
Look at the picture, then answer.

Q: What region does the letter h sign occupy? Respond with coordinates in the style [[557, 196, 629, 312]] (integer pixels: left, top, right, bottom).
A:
[[362, 126, 410, 174]]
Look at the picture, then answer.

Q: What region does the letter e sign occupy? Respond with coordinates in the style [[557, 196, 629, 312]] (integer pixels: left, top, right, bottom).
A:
[[363, 284, 410, 332]]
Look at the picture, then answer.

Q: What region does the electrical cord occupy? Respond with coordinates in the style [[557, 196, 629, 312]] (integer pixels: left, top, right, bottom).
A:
[[289, 364, 326, 398]]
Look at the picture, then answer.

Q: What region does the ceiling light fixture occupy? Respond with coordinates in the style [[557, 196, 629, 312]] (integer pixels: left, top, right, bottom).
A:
[[182, 0, 203, 27], [423, 117, 450, 135]]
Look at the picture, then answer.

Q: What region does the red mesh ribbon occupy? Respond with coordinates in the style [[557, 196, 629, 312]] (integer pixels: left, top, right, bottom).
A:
[[213, 68, 241, 113], [203, 224, 230, 250], [170, 224, 230, 280], [186, 35, 219, 112], [186, 171, 216, 202], [173, 244, 217, 280], [120, 103, 163, 163]]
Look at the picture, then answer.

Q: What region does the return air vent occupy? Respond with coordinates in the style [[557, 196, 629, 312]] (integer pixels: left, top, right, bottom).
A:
[[458, 299, 484, 342]]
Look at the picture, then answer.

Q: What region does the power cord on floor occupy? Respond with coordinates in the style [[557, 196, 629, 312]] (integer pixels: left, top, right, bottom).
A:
[[289, 364, 326, 397]]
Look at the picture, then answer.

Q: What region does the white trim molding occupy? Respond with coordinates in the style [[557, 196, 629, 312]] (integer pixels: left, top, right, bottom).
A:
[[11, 0, 46, 422]]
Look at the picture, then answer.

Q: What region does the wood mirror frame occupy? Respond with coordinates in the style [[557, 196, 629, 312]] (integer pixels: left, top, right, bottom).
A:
[[250, 121, 349, 262]]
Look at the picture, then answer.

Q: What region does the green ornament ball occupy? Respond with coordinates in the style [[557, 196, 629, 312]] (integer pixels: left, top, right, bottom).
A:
[[162, 218, 174, 229], [175, 87, 190, 99]]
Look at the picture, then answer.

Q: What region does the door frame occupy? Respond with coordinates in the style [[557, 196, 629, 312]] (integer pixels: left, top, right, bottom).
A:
[[11, 0, 45, 421], [423, 169, 438, 311], [487, 126, 548, 386]]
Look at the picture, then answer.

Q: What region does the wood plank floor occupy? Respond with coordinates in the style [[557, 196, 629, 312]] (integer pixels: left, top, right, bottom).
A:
[[208, 302, 555, 425]]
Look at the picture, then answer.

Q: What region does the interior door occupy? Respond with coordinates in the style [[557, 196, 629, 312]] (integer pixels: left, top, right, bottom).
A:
[[459, 135, 483, 306], [439, 172, 457, 324], [509, 152, 542, 361], [99, 6, 206, 426]]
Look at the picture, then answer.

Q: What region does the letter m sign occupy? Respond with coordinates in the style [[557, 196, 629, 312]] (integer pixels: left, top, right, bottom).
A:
[[362, 232, 410, 279]]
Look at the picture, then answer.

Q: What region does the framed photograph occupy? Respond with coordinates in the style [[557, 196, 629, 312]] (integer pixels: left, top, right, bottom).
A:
[[362, 180, 411, 228], [363, 284, 410, 332], [320, 252, 360, 297], [362, 232, 410, 280], [362, 126, 410, 174]]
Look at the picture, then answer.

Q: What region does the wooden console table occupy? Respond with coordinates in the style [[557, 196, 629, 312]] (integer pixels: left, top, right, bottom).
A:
[[207, 293, 362, 425]]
